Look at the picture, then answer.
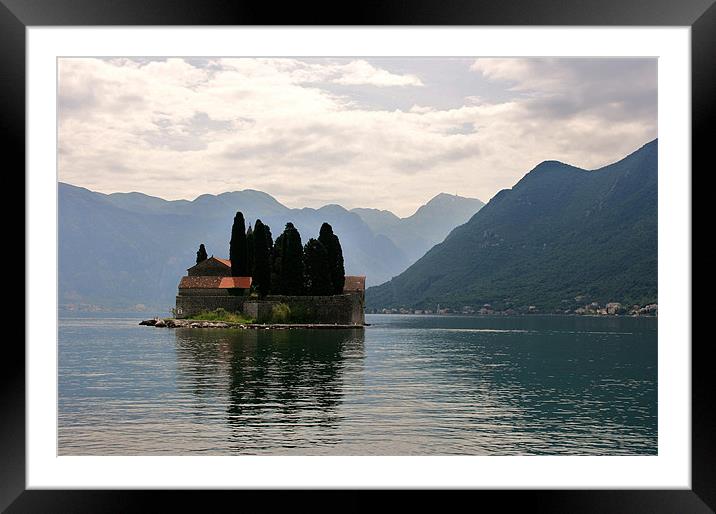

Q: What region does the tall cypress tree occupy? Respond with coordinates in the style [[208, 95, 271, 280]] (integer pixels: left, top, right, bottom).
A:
[[262, 222, 274, 292], [271, 232, 284, 294], [264, 224, 273, 251], [253, 219, 272, 297], [318, 222, 345, 294], [303, 238, 332, 295], [246, 224, 255, 277], [196, 243, 208, 264], [279, 222, 304, 295], [229, 211, 248, 276]]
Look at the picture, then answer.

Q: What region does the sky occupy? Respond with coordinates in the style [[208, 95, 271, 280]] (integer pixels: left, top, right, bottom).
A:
[[58, 57, 657, 217]]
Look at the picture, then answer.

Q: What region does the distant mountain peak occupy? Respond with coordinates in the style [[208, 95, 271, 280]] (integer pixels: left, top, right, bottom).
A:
[[407, 192, 484, 220], [351, 207, 400, 216], [318, 204, 352, 216], [533, 159, 569, 169], [425, 192, 477, 204], [528, 138, 658, 177]]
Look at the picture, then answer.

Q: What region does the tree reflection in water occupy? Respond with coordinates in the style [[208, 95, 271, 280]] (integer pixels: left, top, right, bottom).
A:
[[174, 327, 365, 452]]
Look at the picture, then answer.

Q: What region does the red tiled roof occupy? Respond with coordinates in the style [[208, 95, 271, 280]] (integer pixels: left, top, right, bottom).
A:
[[343, 275, 366, 292], [214, 257, 231, 267], [187, 256, 232, 273], [179, 275, 251, 289], [219, 276, 252, 289]]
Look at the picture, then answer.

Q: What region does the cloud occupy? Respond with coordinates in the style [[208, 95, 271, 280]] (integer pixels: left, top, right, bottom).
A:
[[58, 57, 656, 217], [470, 58, 657, 122], [409, 105, 434, 114], [138, 111, 239, 152], [332, 60, 424, 87]]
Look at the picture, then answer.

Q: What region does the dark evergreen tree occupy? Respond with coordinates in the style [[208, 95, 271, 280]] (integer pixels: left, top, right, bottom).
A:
[[270, 232, 284, 294], [264, 224, 274, 293], [246, 224, 255, 277], [303, 238, 332, 295], [279, 222, 304, 295], [253, 219, 272, 297], [229, 211, 248, 276], [195, 243, 208, 265], [318, 222, 345, 294], [264, 224, 273, 250]]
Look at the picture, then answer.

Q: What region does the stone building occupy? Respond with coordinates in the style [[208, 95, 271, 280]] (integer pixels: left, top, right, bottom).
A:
[[186, 256, 234, 276], [343, 275, 366, 295], [175, 257, 251, 318]]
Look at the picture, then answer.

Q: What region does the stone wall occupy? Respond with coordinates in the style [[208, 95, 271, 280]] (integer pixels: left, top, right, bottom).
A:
[[244, 293, 364, 325], [176, 291, 365, 324], [178, 288, 232, 296], [242, 301, 276, 322], [174, 295, 246, 319]]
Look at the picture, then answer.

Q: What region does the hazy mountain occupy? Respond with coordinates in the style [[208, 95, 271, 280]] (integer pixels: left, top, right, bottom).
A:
[[59, 184, 479, 312], [59, 184, 206, 311], [366, 139, 658, 311], [352, 193, 485, 264]]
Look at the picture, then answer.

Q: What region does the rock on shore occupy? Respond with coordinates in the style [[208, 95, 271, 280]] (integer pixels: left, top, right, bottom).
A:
[[139, 318, 364, 329]]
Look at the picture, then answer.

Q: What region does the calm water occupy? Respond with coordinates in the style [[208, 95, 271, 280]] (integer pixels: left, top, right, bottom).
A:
[[58, 314, 657, 455]]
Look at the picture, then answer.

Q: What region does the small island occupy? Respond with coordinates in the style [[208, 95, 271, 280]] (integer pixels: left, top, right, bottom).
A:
[[144, 212, 365, 328]]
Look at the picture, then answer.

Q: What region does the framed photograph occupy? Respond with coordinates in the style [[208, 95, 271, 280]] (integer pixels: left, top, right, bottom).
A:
[[7, 0, 711, 510]]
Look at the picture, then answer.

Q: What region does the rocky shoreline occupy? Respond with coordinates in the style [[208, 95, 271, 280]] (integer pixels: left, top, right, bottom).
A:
[[139, 318, 365, 329]]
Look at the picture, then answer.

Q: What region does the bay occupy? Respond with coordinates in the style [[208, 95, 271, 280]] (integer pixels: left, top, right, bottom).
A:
[[58, 314, 657, 455]]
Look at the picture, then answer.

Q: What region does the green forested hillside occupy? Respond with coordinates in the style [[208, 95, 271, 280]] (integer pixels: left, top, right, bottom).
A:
[[366, 139, 658, 311]]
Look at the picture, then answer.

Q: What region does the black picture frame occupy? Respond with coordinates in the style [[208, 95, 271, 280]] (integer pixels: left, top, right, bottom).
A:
[[4, 0, 711, 511]]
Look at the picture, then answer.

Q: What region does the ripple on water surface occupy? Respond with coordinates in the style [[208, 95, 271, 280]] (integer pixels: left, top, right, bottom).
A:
[[58, 314, 657, 455]]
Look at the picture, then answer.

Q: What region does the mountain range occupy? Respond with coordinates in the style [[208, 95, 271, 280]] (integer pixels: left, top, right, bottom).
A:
[[59, 184, 483, 311], [351, 193, 484, 263], [366, 139, 658, 311]]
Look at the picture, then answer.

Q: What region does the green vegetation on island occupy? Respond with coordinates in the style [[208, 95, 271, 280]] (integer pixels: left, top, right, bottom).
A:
[[191, 308, 254, 324], [229, 211, 249, 276], [278, 222, 305, 296], [158, 303, 339, 326], [319, 222, 346, 295], [182, 305, 330, 325], [303, 238, 333, 296], [252, 220, 272, 297], [199, 217, 347, 300]]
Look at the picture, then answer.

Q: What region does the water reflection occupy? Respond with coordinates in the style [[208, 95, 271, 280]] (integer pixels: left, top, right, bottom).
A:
[[389, 323, 657, 454], [174, 328, 365, 452], [58, 316, 656, 455]]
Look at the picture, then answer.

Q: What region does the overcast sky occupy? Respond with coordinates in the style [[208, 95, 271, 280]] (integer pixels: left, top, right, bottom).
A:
[[58, 57, 657, 217]]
